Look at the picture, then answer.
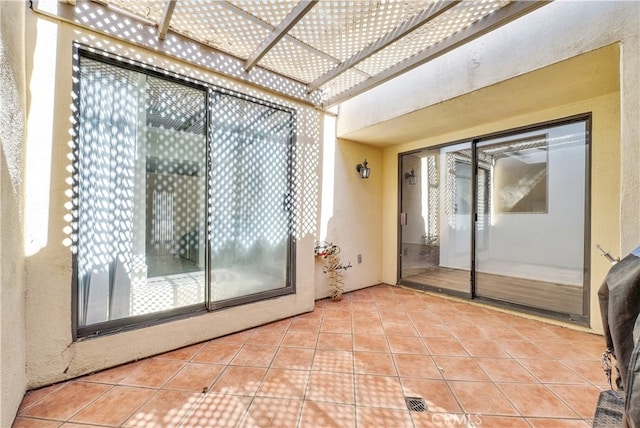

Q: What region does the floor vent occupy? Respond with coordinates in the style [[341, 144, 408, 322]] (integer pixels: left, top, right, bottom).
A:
[[405, 397, 428, 412]]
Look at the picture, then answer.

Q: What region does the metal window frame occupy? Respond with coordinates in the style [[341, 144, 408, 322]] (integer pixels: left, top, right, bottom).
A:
[[72, 44, 297, 339], [397, 113, 592, 325]]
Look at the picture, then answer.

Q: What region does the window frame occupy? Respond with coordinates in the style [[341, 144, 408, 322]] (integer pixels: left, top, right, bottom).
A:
[[72, 44, 297, 339]]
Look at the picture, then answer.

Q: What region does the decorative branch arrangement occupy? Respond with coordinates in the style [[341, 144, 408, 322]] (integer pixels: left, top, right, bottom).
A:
[[314, 241, 351, 301]]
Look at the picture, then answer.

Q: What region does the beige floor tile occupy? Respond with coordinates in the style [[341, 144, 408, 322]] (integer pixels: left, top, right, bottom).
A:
[[497, 383, 580, 418], [69, 386, 155, 426], [400, 378, 461, 414], [119, 358, 186, 388], [317, 332, 353, 351], [14, 285, 600, 428], [394, 354, 443, 379], [12, 417, 63, 428], [280, 330, 318, 348], [305, 371, 355, 404], [448, 381, 519, 416], [353, 334, 389, 352], [123, 389, 201, 427], [517, 358, 590, 384], [299, 401, 356, 428], [423, 337, 469, 357], [459, 338, 509, 358], [240, 397, 302, 428], [192, 342, 243, 365], [164, 362, 225, 392], [354, 374, 406, 409], [256, 368, 309, 399], [387, 335, 428, 354], [546, 384, 601, 418], [431, 356, 490, 382], [20, 382, 111, 421], [181, 393, 251, 428], [245, 330, 286, 347], [527, 418, 591, 427], [475, 357, 537, 383], [156, 342, 206, 361], [209, 366, 267, 396], [356, 406, 412, 428], [354, 351, 397, 376], [271, 347, 315, 370], [312, 349, 354, 373], [230, 344, 278, 367]]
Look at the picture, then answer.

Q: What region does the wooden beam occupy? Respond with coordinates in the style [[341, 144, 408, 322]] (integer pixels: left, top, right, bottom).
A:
[[158, 0, 177, 41], [324, 1, 550, 108], [308, 0, 460, 92], [244, 0, 318, 71]]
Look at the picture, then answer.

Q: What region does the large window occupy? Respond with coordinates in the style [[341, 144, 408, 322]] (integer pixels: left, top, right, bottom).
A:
[[74, 48, 295, 337]]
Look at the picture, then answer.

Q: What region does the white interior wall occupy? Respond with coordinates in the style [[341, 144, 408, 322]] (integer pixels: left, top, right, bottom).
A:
[[0, 2, 28, 426], [482, 133, 585, 271], [437, 123, 586, 280]]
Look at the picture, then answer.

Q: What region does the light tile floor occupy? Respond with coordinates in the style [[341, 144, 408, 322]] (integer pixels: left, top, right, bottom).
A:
[[14, 285, 607, 427]]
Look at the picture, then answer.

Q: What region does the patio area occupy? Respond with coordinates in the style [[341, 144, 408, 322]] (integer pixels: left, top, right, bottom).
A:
[[14, 284, 605, 428]]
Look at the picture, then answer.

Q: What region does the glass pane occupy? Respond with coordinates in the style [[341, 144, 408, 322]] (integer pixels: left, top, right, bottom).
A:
[[77, 58, 207, 328], [209, 95, 294, 304], [400, 142, 472, 295], [475, 121, 587, 315], [142, 75, 207, 314]]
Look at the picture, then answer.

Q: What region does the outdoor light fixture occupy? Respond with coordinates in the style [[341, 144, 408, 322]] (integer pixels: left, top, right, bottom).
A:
[[356, 159, 370, 179], [405, 168, 417, 185]]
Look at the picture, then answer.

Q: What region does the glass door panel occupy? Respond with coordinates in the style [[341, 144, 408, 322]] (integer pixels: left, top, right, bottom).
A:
[[76, 58, 207, 331], [474, 121, 587, 316], [208, 96, 294, 308], [75, 49, 298, 337], [399, 142, 472, 295]]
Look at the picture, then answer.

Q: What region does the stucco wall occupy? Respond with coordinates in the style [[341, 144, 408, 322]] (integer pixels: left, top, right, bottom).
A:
[[0, 1, 28, 426], [338, 0, 640, 257], [314, 131, 383, 300], [22, 10, 328, 389], [383, 91, 619, 333], [338, 1, 638, 333]]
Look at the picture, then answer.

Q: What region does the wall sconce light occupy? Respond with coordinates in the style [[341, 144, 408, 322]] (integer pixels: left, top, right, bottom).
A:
[[405, 168, 417, 185], [356, 159, 370, 179]]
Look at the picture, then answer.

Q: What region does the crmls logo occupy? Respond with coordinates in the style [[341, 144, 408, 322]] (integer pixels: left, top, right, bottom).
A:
[[430, 413, 483, 426]]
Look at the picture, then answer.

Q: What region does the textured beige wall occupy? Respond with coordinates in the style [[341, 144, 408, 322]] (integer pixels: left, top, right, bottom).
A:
[[314, 133, 384, 300], [380, 89, 619, 334], [0, 1, 28, 426], [338, 1, 638, 333], [339, 1, 640, 258]]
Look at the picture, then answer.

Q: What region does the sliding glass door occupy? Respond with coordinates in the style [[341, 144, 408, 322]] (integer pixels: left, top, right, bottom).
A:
[[399, 143, 472, 296], [208, 95, 295, 309], [75, 49, 295, 337], [76, 58, 209, 331], [398, 116, 589, 321], [474, 121, 588, 318]]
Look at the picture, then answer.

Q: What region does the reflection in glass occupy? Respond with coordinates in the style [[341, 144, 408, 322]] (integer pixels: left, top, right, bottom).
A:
[[208, 97, 294, 304], [400, 143, 472, 295], [399, 119, 588, 319], [76, 55, 296, 333], [475, 122, 587, 316], [77, 58, 207, 327]]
